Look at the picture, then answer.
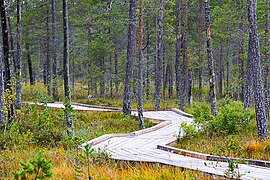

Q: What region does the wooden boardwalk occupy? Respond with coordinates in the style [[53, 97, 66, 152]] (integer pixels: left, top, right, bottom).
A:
[[40, 102, 270, 179]]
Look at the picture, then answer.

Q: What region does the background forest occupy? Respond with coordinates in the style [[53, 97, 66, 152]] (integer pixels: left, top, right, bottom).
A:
[[0, 0, 269, 179]]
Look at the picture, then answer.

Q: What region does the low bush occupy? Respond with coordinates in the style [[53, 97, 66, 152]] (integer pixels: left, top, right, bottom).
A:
[[181, 99, 251, 138]]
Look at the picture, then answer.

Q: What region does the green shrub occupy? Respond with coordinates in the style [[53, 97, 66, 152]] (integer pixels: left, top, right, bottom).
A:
[[181, 99, 250, 138]]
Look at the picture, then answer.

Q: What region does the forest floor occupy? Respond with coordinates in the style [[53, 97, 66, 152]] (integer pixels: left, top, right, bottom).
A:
[[1, 84, 269, 179]]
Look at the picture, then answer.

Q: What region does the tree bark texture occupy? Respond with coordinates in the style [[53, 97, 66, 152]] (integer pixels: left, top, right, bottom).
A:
[[137, 0, 144, 127], [63, 0, 73, 136], [247, 0, 268, 139], [205, 0, 218, 117], [52, 0, 58, 101], [175, 0, 181, 99], [154, 0, 163, 109], [46, 7, 52, 96], [0, 0, 14, 122], [16, 0, 22, 109], [123, 0, 136, 114], [198, 0, 203, 100], [180, 0, 188, 111], [0, 49, 4, 126]]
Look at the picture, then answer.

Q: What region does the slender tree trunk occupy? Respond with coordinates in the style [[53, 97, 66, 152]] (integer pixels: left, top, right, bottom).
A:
[[15, 0, 22, 109], [180, 0, 188, 111], [187, 68, 192, 106], [198, 0, 203, 100], [0, 49, 4, 126], [137, 0, 144, 127], [63, 0, 73, 136], [145, 19, 150, 100], [52, 0, 58, 101], [175, 0, 181, 99], [109, 55, 113, 97], [114, 48, 119, 94], [46, 8, 51, 96], [244, 41, 254, 109], [239, 0, 245, 100], [99, 56, 105, 97], [248, 0, 268, 139], [163, 62, 167, 100], [123, 0, 136, 115], [263, 0, 269, 118], [168, 65, 173, 98], [25, 33, 35, 85], [205, 0, 218, 116], [218, 42, 223, 99], [7, 16, 16, 77], [0, 0, 14, 122], [154, 0, 163, 109]]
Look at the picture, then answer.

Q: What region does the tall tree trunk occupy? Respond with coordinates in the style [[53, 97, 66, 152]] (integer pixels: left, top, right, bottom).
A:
[[114, 48, 119, 94], [26, 40, 34, 85], [244, 42, 254, 109], [248, 0, 268, 139], [63, 0, 73, 136], [145, 19, 150, 100], [263, 0, 269, 118], [205, 0, 218, 116], [109, 55, 113, 97], [46, 8, 51, 96], [0, 49, 4, 126], [7, 15, 16, 77], [137, 0, 144, 127], [123, 0, 136, 115], [0, 0, 14, 122], [198, 0, 203, 100], [218, 42, 223, 99], [239, 0, 245, 100], [15, 0, 22, 109], [154, 0, 163, 109], [52, 0, 58, 101], [180, 0, 188, 111], [168, 65, 173, 98], [187, 68, 192, 106], [175, 0, 181, 99]]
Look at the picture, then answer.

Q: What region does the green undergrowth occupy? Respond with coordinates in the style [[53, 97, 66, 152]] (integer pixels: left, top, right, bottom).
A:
[[175, 99, 270, 161], [0, 102, 210, 179]]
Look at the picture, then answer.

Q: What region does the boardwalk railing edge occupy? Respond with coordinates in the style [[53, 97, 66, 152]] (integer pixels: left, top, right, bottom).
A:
[[157, 144, 270, 168], [81, 121, 171, 148], [170, 108, 194, 118]]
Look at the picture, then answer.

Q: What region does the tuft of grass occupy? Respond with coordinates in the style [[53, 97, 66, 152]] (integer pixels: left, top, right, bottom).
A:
[[243, 140, 265, 153]]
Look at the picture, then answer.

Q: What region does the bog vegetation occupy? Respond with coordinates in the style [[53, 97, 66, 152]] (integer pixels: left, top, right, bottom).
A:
[[0, 0, 269, 179]]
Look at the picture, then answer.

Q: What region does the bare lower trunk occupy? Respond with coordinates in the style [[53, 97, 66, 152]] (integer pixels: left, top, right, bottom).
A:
[[16, 0, 22, 109], [63, 0, 73, 136], [0, 50, 4, 126], [26, 40, 35, 85], [0, 0, 14, 122], [187, 68, 192, 106], [180, 0, 188, 111], [248, 0, 268, 139], [205, 0, 218, 116], [154, 0, 164, 109], [198, 0, 203, 100], [52, 0, 58, 101], [175, 0, 181, 99], [123, 0, 136, 114]]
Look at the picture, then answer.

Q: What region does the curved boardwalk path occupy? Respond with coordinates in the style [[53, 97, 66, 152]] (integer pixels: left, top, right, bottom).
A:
[[33, 102, 270, 179]]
